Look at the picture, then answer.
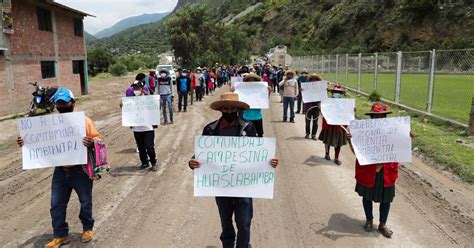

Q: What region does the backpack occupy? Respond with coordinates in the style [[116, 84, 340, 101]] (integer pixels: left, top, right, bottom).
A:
[[84, 140, 111, 180], [180, 78, 188, 92]]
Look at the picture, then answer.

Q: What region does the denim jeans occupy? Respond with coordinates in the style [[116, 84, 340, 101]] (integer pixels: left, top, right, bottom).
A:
[[296, 93, 302, 113], [283, 96, 295, 120], [178, 92, 188, 111], [215, 197, 253, 248], [363, 198, 391, 224], [160, 94, 173, 123], [51, 166, 93, 238]]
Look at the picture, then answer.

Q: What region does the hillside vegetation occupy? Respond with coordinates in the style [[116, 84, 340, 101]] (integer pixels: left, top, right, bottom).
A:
[[89, 0, 474, 58]]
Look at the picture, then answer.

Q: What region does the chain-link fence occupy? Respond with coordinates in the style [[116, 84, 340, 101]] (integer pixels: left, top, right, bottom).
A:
[[291, 49, 474, 125]]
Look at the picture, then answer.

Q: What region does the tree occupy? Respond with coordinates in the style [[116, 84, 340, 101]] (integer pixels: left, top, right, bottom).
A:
[[88, 48, 116, 76]]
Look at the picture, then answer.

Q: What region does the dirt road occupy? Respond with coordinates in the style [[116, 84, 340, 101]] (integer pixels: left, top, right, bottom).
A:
[[0, 77, 473, 247]]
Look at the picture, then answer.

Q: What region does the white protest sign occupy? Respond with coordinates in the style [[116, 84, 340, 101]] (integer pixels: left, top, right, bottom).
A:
[[231, 76, 243, 83], [234, 81, 269, 109], [17, 112, 87, 170], [122, 95, 161, 126], [321, 98, 355, 125], [194, 136, 276, 199], [301, 80, 328, 103], [350, 116, 412, 165], [230, 76, 243, 89]]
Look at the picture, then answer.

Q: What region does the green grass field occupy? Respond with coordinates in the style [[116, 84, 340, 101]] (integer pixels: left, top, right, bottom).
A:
[[318, 72, 473, 124]]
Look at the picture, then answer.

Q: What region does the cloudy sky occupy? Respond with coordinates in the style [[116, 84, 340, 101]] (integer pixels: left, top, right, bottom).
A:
[[56, 0, 178, 34]]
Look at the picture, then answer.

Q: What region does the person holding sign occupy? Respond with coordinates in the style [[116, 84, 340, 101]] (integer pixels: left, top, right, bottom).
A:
[[17, 88, 101, 247], [302, 74, 322, 140], [346, 103, 414, 238], [230, 73, 269, 137], [318, 84, 348, 165], [188, 92, 279, 248], [123, 80, 158, 171], [279, 70, 299, 123]]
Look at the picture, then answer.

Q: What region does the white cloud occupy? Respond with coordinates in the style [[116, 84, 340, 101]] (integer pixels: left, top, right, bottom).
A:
[[55, 0, 178, 34]]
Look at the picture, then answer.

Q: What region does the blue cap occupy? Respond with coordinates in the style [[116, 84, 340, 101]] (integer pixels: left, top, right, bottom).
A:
[[52, 87, 75, 103]]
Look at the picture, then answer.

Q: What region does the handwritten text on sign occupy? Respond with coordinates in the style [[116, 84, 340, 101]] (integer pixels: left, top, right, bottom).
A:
[[234, 81, 269, 109], [301, 80, 328, 103], [350, 117, 412, 165], [194, 136, 276, 199], [321, 98, 355, 125], [17, 112, 87, 170], [122, 95, 161, 126]]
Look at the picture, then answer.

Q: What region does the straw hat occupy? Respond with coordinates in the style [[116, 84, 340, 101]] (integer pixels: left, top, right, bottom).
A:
[[210, 92, 250, 111], [307, 74, 321, 82], [328, 84, 346, 93], [365, 103, 392, 115], [243, 73, 261, 82], [285, 70, 295, 77]]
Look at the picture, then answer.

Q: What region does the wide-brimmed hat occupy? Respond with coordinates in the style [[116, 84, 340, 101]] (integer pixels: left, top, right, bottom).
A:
[[158, 68, 169, 74], [243, 73, 262, 82], [149, 69, 156, 73], [307, 74, 322, 82], [210, 92, 249, 111], [365, 103, 392, 115], [328, 84, 345, 92], [301, 69, 309, 74], [285, 70, 295, 77]]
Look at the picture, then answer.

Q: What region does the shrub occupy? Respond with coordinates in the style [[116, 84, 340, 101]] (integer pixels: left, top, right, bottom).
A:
[[368, 90, 382, 102], [109, 63, 128, 76]]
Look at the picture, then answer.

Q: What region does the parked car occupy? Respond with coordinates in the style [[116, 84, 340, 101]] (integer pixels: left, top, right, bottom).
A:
[[157, 64, 176, 85]]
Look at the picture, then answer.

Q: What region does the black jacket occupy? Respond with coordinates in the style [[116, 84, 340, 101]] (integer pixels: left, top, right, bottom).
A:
[[177, 76, 191, 93], [202, 118, 257, 137]]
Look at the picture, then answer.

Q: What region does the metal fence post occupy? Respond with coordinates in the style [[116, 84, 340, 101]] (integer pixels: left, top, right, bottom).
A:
[[395, 51, 402, 103], [427, 49, 436, 113], [336, 54, 339, 82], [470, 97, 474, 136], [345, 54, 349, 86], [357, 53, 362, 91], [321, 55, 325, 75], [328, 55, 331, 79], [374, 52, 378, 90]]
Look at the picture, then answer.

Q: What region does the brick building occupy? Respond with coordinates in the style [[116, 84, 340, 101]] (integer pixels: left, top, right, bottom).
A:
[[0, 0, 93, 116]]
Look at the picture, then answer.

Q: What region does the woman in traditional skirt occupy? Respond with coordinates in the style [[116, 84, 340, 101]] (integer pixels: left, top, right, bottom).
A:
[[318, 84, 347, 165], [302, 74, 322, 140], [347, 103, 413, 238]]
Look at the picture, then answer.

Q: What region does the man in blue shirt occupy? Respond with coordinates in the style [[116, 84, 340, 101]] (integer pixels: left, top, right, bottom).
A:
[[177, 69, 191, 112]]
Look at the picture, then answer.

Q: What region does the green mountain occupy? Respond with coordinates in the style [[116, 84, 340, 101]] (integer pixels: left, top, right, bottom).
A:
[[94, 12, 170, 38], [89, 0, 474, 57], [84, 31, 97, 43]]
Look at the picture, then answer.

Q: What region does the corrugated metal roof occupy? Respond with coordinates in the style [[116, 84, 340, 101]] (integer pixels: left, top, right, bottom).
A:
[[45, 0, 96, 17]]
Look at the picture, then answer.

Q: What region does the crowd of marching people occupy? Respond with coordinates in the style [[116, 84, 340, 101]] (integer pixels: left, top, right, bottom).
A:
[[15, 59, 414, 248]]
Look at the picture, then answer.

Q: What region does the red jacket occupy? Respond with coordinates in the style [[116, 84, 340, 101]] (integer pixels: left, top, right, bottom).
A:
[[321, 117, 345, 131], [355, 160, 399, 188], [191, 73, 197, 89]]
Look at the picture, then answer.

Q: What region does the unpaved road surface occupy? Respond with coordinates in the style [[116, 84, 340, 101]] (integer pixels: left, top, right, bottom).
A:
[[0, 77, 473, 247]]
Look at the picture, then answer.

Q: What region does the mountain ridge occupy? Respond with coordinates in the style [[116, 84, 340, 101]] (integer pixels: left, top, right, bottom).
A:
[[94, 12, 170, 38]]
